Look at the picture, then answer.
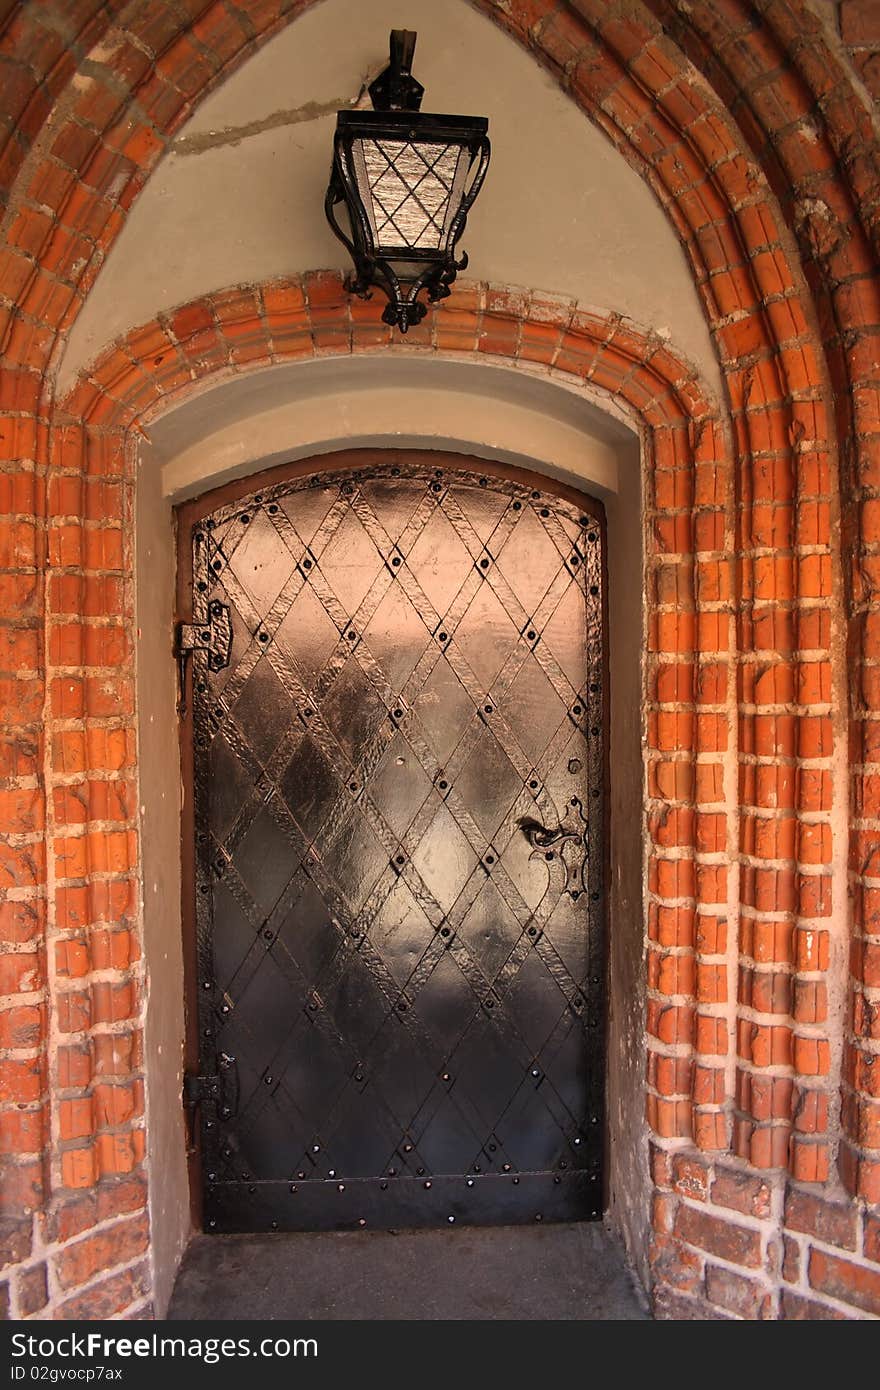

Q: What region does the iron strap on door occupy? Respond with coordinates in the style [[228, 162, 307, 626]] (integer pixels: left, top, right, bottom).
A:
[[181, 459, 606, 1232]]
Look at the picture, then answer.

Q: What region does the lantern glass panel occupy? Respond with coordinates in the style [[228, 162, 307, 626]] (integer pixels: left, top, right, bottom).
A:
[[350, 137, 471, 252]]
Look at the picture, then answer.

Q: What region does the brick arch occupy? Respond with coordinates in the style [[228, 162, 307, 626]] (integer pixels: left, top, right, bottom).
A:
[[37, 276, 726, 1318], [0, 0, 875, 1320], [1, 0, 843, 1177], [0, 0, 834, 1195], [637, 0, 880, 1207]]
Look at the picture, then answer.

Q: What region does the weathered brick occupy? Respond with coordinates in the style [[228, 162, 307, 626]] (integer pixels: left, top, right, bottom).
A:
[[654, 1286, 732, 1320], [841, 0, 880, 45], [40, 1193, 96, 1247], [672, 1154, 710, 1201], [784, 1189, 858, 1251], [16, 1262, 47, 1317], [711, 1167, 772, 1223], [808, 1249, 880, 1317], [0, 1216, 32, 1268], [55, 1261, 150, 1321], [865, 1213, 880, 1266], [705, 1264, 772, 1319], [54, 1212, 149, 1292], [674, 1204, 762, 1268], [781, 1289, 847, 1320], [650, 1234, 703, 1293]]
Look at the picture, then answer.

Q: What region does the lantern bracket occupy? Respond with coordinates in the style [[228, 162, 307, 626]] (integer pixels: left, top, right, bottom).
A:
[[368, 29, 424, 112]]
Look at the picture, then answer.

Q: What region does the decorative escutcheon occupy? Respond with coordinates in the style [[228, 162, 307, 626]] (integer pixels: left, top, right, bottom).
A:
[[520, 796, 589, 899]]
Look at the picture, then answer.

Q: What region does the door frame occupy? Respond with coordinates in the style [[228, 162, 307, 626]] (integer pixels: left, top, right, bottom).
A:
[[175, 446, 611, 1228]]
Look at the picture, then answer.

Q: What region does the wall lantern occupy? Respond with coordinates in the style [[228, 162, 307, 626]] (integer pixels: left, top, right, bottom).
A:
[[325, 30, 491, 333]]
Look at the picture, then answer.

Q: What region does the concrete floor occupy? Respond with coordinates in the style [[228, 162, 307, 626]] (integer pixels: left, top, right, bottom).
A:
[[167, 1222, 650, 1320]]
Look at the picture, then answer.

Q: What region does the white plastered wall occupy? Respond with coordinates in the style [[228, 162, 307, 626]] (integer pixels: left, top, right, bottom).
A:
[[135, 353, 651, 1310]]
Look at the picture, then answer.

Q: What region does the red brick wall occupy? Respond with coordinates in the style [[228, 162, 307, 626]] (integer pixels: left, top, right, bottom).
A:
[[0, 0, 877, 1320]]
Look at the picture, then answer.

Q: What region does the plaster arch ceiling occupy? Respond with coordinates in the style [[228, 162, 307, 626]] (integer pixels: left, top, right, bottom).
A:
[[57, 0, 722, 397], [140, 354, 640, 501]]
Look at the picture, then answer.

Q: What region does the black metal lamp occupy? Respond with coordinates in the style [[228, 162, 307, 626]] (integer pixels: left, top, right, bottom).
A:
[[325, 30, 490, 334]]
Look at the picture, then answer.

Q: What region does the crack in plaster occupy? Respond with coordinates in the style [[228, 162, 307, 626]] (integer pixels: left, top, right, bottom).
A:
[[170, 74, 378, 155]]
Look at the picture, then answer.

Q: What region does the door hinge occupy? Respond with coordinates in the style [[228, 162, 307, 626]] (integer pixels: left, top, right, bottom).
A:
[[183, 1052, 238, 1154], [174, 600, 233, 715]]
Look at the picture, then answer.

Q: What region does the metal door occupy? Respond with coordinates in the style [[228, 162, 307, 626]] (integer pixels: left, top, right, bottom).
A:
[[177, 452, 606, 1232]]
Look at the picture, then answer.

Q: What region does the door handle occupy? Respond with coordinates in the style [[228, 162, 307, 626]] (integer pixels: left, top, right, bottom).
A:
[[520, 819, 581, 852], [520, 797, 589, 899]]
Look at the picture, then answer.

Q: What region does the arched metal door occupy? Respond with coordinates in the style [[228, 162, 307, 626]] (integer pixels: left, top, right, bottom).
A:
[[177, 451, 607, 1231]]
